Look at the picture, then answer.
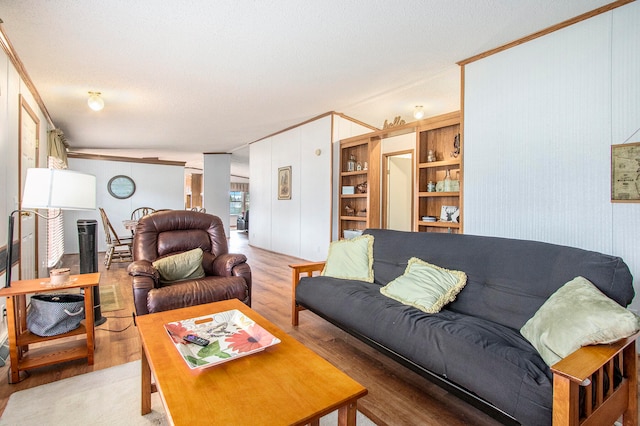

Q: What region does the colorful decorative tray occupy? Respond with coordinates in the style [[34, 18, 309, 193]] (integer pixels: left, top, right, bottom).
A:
[[164, 309, 281, 369]]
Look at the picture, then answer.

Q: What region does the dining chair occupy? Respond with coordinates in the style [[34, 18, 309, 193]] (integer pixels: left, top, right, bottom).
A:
[[131, 207, 156, 221], [99, 207, 134, 269]]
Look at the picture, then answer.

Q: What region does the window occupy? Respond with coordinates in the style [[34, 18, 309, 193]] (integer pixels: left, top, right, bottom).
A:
[[230, 192, 244, 215], [47, 157, 65, 268]]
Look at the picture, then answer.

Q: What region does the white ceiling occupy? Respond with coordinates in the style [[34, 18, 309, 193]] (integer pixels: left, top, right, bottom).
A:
[[0, 0, 613, 178]]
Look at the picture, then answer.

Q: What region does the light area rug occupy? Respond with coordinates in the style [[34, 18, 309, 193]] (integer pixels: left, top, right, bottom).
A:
[[0, 361, 375, 425], [99, 284, 124, 312]]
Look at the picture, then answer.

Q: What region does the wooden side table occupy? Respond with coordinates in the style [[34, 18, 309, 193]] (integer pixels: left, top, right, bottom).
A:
[[0, 272, 100, 383]]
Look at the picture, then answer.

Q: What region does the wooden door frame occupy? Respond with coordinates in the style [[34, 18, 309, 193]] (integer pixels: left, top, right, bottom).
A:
[[381, 149, 414, 230], [18, 94, 40, 279]]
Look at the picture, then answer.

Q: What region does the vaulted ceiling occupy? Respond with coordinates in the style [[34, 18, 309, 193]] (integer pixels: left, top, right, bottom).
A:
[[0, 1, 614, 177]]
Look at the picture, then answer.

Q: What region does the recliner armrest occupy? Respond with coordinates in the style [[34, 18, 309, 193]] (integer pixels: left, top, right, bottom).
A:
[[127, 260, 159, 281], [212, 253, 247, 276]]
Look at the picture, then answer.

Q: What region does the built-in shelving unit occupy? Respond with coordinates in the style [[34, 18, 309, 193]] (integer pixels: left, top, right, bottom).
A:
[[338, 137, 381, 239], [415, 111, 462, 233]]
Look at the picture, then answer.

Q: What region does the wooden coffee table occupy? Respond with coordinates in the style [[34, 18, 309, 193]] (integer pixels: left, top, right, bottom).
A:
[[136, 299, 367, 425]]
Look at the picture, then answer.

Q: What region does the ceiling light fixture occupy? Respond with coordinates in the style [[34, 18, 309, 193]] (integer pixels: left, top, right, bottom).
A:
[[413, 105, 425, 120], [87, 91, 104, 111]]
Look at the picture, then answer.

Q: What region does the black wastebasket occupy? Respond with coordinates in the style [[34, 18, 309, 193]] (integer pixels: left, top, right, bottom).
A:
[[77, 219, 106, 326]]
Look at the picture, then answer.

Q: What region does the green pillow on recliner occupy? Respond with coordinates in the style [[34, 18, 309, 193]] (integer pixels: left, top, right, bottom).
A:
[[152, 248, 206, 284]]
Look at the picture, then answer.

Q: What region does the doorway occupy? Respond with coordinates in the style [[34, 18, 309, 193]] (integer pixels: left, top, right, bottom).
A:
[[382, 150, 413, 231], [19, 95, 40, 280]]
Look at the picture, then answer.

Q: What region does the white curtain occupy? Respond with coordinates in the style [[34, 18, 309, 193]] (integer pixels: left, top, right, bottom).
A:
[[46, 130, 68, 268]]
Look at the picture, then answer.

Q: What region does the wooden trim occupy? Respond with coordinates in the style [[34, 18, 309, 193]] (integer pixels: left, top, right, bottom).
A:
[[459, 65, 465, 233], [250, 111, 376, 145], [0, 22, 54, 129], [382, 150, 414, 231], [330, 114, 335, 242], [457, 0, 635, 66], [67, 152, 185, 166], [250, 112, 335, 144], [333, 112, 379, 132], [18, 94, 40, 280]]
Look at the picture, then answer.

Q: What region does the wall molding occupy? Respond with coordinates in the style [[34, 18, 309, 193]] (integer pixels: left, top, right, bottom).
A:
[[67, 152, 185, 166], [458, 0, 634, 66]]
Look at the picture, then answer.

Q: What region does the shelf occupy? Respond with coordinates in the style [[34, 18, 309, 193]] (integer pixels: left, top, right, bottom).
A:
[[418, 221, 461, 228], [418, 159, 461, 169], [17, 340, 89, 370], [418, 192, 460, 197], [415, 111, 462, 234], [18, 323, 87, 345], [341, 170, 369, 177], [340, 216, 367, 221], [341, 194, 367, 198]]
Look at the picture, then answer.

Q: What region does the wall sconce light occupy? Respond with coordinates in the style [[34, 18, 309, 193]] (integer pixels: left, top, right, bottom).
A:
[[5, 168, 96, 287], [413, 106, 425, 120], [87, 91, 104, 111]]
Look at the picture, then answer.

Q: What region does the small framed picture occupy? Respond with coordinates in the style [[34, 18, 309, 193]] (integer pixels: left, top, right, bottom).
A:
[[278, 166, 291, 200], [440, 205, 459, 223], [611, 142, 640, 202]]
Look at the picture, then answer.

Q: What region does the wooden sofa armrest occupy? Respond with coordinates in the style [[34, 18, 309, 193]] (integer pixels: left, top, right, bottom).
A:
[[289, 262, 326, 326], [550, 332, 639, 426]]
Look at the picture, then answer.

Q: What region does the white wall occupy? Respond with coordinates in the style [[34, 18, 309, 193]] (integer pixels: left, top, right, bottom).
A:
[[65, 157, 185, 253], [464, 2, 640, 310], [251, 114, 371, 260], [203, 154, 231, 237], [0, 50, 51, 342]]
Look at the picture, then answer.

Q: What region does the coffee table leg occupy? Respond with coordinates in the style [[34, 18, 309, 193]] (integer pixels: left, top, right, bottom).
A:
[[141, 348, 151, 415], [337, 401, 357, 426]]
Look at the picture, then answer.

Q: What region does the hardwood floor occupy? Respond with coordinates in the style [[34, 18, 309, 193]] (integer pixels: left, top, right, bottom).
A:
[[0, 231, 507, 424]]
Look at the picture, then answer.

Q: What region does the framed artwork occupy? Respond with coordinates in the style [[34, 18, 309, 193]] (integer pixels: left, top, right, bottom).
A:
[[278, 166, 291, 200], [611, 142, 640, 202], [440, 205, 459, 223]]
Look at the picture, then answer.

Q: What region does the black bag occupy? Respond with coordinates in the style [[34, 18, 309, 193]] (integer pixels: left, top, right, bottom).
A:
[[27, 294, 85, 337]]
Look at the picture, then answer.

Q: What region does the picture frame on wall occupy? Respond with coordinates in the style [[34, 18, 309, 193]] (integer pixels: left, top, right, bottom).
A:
[[611, 142, 640, 203], [278, 166, 291, 200]]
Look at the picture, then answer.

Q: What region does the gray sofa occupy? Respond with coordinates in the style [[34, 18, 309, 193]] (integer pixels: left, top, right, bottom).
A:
[[291, 229, 636, 425]]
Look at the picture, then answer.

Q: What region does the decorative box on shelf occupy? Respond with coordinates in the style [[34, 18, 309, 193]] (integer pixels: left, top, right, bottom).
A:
[[342, 186, 355, 195], [343, 229, 363, 239]]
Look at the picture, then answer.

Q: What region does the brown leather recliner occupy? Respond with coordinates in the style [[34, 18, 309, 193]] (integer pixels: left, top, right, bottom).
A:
[[127, 210, 251, 315]]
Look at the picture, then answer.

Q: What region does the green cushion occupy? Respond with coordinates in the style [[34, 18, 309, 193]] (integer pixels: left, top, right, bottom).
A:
[[152, 248, 206, 284], [380, 257, 467, 314], [321, 235, 374, 283], [521, 276, 640, 366]]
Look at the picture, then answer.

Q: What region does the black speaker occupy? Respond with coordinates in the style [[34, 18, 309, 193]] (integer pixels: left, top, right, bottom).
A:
[[77, 219, 106, 326]]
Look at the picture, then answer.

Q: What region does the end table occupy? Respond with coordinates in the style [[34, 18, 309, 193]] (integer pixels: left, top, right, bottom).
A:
[[0, 272, 100, 383]]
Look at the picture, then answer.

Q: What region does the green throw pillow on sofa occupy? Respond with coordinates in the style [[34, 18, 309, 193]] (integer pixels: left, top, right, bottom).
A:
[[152, 247, 206, 284], [321, 234, 374, 283], [521, 276, 640, 366], [380, 257, 467, 314]]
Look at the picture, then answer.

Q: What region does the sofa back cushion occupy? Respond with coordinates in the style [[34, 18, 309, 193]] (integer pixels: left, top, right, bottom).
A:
[[364, 229, 634, 330]]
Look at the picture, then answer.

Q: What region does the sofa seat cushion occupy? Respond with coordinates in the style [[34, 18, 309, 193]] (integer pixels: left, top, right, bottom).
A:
[[296, 276, 552, 425], [147, 276, 248, 313]]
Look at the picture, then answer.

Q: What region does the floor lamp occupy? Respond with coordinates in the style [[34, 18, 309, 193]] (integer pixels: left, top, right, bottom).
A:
[[4, 168, 96, 288]]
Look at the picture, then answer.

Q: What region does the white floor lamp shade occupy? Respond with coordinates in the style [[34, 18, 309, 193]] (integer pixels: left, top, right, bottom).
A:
[[5, 168, 97, 287]]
